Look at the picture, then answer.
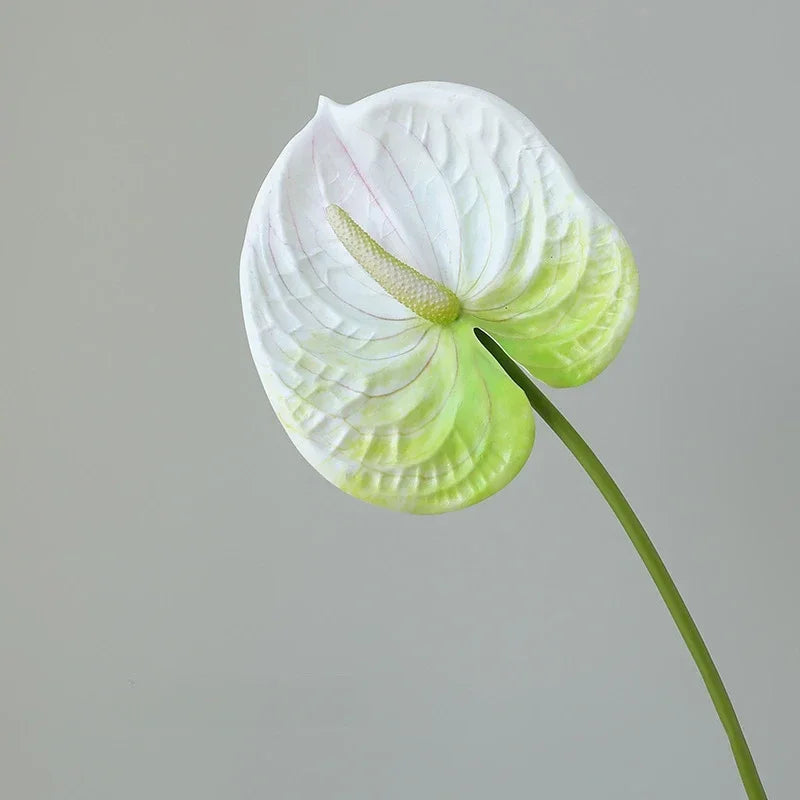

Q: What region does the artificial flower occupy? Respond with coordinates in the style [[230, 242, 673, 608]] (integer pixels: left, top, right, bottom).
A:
[[240, 82, 638, 512]]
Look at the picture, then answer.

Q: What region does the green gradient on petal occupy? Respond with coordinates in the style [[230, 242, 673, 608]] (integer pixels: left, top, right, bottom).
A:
[[474, 225, 639, 387], [335, 318, 535, 514]]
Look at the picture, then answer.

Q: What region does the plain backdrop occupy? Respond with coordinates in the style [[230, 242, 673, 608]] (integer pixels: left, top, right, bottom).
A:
[[3, 1, 798, 798]]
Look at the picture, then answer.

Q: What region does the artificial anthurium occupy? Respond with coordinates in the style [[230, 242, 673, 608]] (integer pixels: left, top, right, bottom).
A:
[[240, 82, 767, 799]]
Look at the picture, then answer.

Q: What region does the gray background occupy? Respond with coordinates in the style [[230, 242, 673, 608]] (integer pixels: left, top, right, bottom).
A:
[[3, 1, 798, 797]]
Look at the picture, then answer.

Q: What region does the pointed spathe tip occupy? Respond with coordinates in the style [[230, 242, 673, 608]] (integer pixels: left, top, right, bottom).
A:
[[317, 95, 334, 114]]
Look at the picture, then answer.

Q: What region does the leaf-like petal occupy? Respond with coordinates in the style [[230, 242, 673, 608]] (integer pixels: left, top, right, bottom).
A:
[[241, 82, 637, 512]]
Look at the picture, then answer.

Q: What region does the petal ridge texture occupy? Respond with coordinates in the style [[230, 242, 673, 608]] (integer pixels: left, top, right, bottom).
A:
[[241, 82, 638, 513]]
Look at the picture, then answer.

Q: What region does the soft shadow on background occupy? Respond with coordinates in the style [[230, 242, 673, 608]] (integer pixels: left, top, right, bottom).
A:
[[3, 1, 798, 797]]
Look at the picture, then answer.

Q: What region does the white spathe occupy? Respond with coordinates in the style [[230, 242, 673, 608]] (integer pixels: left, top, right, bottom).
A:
[[241, 82, 637, 513]]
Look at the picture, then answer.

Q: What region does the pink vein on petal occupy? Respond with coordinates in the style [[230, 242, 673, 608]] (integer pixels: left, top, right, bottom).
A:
[[311, 114, 414, 259]]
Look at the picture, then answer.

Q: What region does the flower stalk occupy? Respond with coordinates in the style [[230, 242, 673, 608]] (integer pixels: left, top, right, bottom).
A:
[[475, 328, 768, 800]]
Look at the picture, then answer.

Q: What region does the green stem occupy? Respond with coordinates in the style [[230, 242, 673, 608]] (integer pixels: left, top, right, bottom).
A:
[[476, 330, 767, 800]]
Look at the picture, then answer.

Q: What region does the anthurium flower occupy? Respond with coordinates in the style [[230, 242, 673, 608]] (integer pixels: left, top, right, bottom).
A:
[[238, 83, 769, 800], [240, 82, 638, 513]]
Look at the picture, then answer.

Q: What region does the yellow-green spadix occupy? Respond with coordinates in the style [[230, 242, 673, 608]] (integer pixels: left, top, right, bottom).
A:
[[240, 82, 638, 513]]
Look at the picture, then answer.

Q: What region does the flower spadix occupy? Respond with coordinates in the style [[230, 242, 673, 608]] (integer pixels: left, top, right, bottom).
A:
[[241, 82, 638, 513]]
